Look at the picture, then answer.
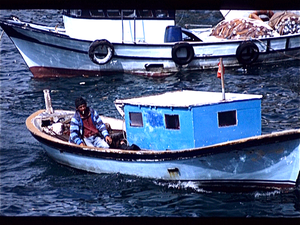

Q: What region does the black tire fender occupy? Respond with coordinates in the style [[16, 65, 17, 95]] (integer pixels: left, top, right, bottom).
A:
[[236, 41, 259, 65], [171, 42, 194, 65], [88, 39, 114, 65]]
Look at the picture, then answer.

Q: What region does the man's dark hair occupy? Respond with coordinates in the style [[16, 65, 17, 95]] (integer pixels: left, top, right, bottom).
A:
[[75, 97, 87, 109]]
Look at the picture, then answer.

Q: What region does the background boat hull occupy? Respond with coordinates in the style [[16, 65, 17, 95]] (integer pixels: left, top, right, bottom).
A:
[[2, 21, 300, 78]]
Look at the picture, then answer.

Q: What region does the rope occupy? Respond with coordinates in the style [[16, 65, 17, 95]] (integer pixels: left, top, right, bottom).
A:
[[176, 10, 185, 26], [122, 119, 128, 145], [0, 30, 4, 41]]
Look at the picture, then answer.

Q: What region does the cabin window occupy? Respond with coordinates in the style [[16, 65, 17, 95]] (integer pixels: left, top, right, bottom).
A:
[[154, 10, 169, 18], [165, 114, 180, 129], [129, 112, 143, 127], [218, 110, 237, 127], [123, 10, 136, 18], [107, 10, 120, 17], [89, 10, 105, 17], [138, 10, 154, 18], [69, 10, 82, 17]]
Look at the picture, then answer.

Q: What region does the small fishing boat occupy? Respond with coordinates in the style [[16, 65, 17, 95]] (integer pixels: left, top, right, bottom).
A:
[[1, 9, 300, 78], [26, 88, 300, 191]]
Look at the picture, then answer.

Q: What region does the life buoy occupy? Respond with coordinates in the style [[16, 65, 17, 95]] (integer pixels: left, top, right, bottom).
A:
[[171, 42, 194, 65], [236, 41, 259, 65], [88, 39, 114, 65]]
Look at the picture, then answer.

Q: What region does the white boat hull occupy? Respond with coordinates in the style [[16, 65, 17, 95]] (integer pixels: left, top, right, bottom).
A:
[[1, 19, 300, 78], [26, 110, 300, 190], [40, 138, 300, 186]]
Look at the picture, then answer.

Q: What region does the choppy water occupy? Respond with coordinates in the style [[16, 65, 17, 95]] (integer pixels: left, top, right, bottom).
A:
[[0, 10, 300, 217]]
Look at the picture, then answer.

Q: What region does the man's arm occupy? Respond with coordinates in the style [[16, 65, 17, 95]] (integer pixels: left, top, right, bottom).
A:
[[92, 109, 112, 144], [92, 109, 109, 137], [69, 117, 84, 145]]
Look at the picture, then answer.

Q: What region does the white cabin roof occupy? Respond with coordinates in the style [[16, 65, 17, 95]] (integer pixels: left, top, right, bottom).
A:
[[115, 90, 262, 108]]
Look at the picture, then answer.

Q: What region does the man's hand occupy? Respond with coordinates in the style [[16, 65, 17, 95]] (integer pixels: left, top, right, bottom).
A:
[[79, 142, 85, 146], [105, 136, 112, 145]]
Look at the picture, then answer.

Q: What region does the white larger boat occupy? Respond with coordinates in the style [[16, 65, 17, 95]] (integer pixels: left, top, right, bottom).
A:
[[1, 9, 300, 78]]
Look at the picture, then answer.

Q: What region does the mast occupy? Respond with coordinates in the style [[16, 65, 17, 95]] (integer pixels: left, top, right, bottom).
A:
[[43, 89, 53, 114]]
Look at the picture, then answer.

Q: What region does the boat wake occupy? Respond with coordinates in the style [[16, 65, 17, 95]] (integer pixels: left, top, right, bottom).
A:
[[153, 180, 300, 194], [153, 180, 213, 193]]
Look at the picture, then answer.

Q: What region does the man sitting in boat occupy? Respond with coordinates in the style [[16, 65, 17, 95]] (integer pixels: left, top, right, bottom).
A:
[[69, 97, 112, 148]]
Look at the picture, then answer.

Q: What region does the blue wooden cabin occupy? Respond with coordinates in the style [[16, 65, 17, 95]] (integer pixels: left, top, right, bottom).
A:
[[115, 90, 262, 150]]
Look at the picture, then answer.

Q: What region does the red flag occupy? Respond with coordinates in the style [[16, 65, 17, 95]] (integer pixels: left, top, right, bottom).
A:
[[218, 58, 226, 100], [217, 60, 224, 78]]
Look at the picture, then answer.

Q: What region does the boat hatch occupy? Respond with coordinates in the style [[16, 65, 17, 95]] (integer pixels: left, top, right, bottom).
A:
[[145, 64, 164, 71], [168, 168, 180, 177]]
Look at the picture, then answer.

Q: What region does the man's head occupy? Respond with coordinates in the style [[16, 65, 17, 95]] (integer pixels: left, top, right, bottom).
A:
[[75, 97, 87, 115]]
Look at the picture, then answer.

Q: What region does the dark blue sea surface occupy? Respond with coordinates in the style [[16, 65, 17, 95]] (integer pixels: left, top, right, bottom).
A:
[[0, 10, 300, 217]]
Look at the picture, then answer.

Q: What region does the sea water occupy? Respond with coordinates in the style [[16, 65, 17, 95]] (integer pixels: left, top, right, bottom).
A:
[[0, 10, 299, 217]]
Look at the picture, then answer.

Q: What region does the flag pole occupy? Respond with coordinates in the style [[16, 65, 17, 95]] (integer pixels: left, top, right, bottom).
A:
[[220, 58, 225, 100]]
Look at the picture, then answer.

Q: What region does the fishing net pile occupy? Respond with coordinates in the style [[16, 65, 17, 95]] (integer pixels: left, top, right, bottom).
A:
[[268, 12, 300, 35], [210, 11, 300, 40], [210, 18, 275, 40]]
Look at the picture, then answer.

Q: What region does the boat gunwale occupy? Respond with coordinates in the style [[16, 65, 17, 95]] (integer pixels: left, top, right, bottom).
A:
[[26, 109, 300, 161], [2, 18, 300, 69]]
